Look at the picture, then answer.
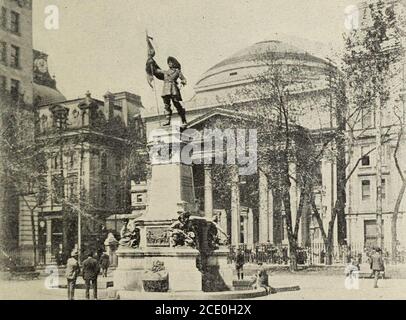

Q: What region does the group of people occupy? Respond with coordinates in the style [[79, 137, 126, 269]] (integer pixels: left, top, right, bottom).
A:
[[229, 244, 291, 265], [65, 249, 110, 300]]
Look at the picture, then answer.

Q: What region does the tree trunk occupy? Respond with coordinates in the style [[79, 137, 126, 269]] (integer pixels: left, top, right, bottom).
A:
[[391, 123, 404, 263], [325, 221, 335, 265], [376, 98, 384, 249], [282, 188, 299, 271], [30, 208, 37, 266], [392, 180, 406, 263], [289, 238, 298, 271]]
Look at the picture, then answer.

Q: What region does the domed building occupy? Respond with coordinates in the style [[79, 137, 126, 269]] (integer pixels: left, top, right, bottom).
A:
[[143, 40, 338, 251], [146, 40, 335, 132], [32, 50, 66, 106], [193, 40, 330, 107]]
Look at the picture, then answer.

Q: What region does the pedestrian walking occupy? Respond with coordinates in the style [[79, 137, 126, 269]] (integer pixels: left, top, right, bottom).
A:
[[235, 248, 245, 280], [65, 249, 80, 300], [370, 247, 385, 288], [99, 251, 110, 277], [82, 251, 100, 299]]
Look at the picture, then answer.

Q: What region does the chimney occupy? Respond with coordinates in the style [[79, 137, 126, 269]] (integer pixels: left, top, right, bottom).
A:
[[104, 91, 115, 120]]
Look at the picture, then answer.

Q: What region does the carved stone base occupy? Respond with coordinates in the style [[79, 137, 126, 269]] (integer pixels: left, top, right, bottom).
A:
[[113, 246, 202, 292]]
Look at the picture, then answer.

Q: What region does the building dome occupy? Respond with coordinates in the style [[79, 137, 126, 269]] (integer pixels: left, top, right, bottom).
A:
[[34, 83, 66, 106], [192, 40, 331, 107]]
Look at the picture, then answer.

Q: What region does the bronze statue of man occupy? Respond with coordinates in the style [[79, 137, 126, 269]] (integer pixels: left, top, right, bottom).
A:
[[146, 36, 188, 127]]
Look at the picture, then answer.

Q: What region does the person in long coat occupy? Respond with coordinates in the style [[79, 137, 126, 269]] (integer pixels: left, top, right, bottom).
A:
[[235, 248, 245, 280], [370, 247, 385, 288], [82, 251, 100, 299], [65, 249, 80, 300], [154, 56, 187, 127]]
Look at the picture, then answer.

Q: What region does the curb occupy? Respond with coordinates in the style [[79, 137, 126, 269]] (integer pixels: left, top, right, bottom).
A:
[[116, 289, 268, 300]]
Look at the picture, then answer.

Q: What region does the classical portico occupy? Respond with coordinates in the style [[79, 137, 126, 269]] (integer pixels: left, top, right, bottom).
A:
[[186, 108, 276, 248]]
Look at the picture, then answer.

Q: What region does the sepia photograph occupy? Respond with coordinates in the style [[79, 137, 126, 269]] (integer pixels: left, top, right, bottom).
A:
[[0, 0, 405, 305]]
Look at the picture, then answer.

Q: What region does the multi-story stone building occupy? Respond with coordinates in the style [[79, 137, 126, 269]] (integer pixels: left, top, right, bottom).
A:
[[345, 0, 406, 252], [0, 0, 33, 103], [18, 90, 145, 264], [0, 0, 33, 255]]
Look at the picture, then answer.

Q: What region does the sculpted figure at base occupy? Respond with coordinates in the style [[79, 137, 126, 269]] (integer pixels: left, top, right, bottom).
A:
[[207, 216, 230, 250], [119, 218, 140, 248], [169, 211, 196, 248]]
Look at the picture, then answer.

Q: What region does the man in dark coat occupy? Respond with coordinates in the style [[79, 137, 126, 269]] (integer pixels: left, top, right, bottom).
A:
[[82, 251, 100, 299], [158, 56, 187, 127], [99, 251, 110, 277], [370, 247, 385, 288], [235, 248, 245, 280]]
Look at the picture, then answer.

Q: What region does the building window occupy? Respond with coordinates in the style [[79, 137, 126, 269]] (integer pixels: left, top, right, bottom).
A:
[[52, 175, 64, 204], [101, 182, 108, 206], [361, 109, 374, 129], [0, 75, 6, 92], [68, 181, 76, 199], [0, 42, 6, 64], [10, 11, 19, 34], [361, 180, 371, 200], [10, 45, 20, 68], [1, 7, 7, 29], [364, 220, 384, 248], [10, 78, 19, 99], [381, 179, 386, 200], [69, 153, 75, 169], [136, 194, 143, 203], [52, 153, 60, 169], [101, 153, 107, 171], [361, 146, 370, 166]]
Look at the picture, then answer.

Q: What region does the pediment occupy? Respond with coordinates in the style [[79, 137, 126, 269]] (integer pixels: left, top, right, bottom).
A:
[[187, 107, 255, 130]]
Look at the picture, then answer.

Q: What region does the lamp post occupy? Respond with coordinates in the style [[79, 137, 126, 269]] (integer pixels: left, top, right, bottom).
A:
[[50, 105, 69, 262]]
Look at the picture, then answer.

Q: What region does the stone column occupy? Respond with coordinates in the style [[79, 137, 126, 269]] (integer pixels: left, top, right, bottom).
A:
[[247, 208, 254, 246], [289, 162, 298, 242], [231, 165, 241, 246], [259, 170, 269, 243], [204, 164, 213, 219], [243, 215, 248, 244], [268, 188, 274, 244]]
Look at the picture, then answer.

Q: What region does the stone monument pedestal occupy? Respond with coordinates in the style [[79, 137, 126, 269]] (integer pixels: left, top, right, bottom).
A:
[[114, 246, 202, 292], [113, 125, 232, 294]]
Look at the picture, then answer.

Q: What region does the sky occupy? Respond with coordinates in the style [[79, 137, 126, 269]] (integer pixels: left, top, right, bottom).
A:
[[32, 0, 357, 112]]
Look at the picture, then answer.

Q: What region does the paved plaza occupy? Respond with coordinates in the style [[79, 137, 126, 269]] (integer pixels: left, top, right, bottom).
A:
[[1, 271, 406, 300]]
